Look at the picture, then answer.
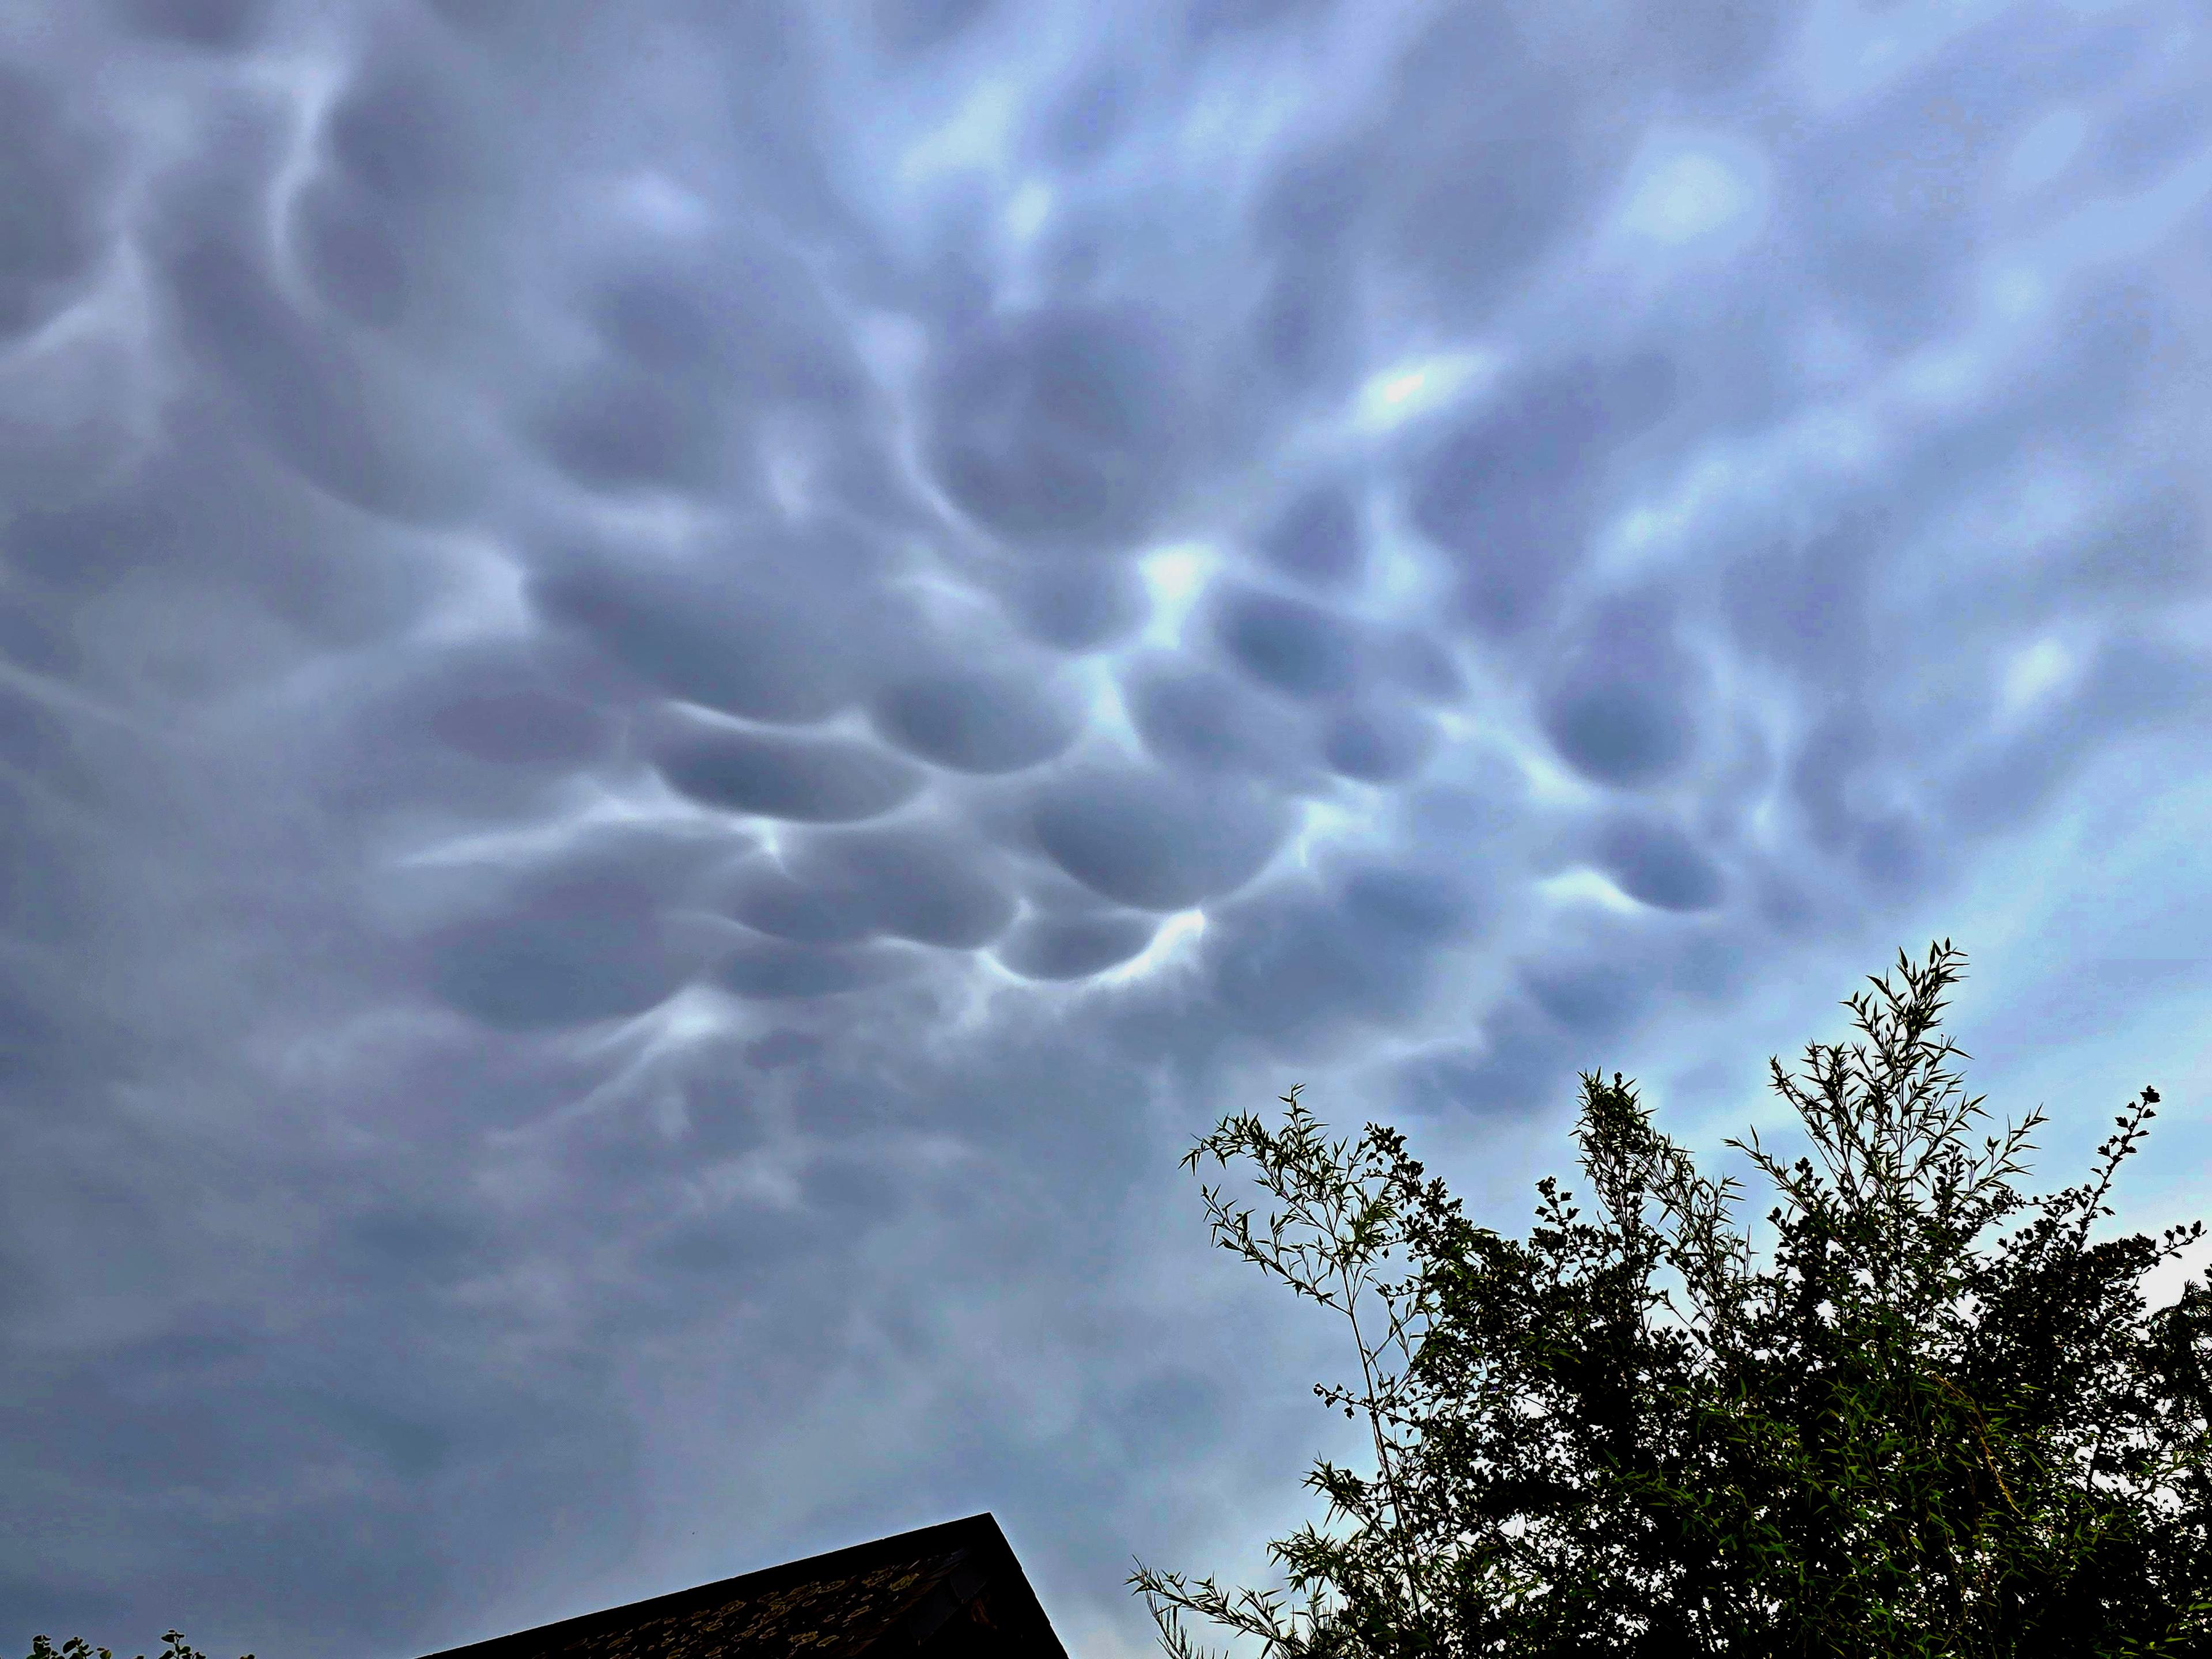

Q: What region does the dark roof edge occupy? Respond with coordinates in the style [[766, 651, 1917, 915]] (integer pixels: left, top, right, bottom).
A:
[[950, 1517, 1069, 1659], [416, 1513, 1014, 1659]]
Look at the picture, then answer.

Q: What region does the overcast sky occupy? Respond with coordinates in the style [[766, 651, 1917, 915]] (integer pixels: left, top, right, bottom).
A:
[[3, 1, 2210, 1655]]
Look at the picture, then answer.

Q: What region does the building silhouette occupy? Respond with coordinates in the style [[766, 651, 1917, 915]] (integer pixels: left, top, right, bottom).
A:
[[417, 1514, 1069, 1659]]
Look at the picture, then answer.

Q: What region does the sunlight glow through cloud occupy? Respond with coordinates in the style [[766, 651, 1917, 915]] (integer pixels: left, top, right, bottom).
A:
[[1351, 351, 1497, 432], [1999, 637, 2080, 718], [1137, 543, 1218, 649], [1537, 869, 1646, 916], [1615, 140, 1763, 246], [1097, 909, 1209, 986]]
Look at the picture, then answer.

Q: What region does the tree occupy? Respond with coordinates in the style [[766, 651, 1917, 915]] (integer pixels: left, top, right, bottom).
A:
[[1131, 941, 2212, 1657], [25, 1634, 248, 1659]]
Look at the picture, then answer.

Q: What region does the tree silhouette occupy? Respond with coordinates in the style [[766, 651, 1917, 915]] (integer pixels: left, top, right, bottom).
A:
[[1132, 942, 2212, 1657]]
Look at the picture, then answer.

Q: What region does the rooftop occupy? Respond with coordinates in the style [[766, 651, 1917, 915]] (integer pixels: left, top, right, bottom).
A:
[[416, 1513, 1069, 1659]]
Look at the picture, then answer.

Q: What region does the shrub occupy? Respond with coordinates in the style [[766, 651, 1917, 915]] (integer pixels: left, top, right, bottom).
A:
[[1132, 942, 2212, 1657]]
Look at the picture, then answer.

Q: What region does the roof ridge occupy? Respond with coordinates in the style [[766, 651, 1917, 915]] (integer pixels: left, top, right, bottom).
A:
[[415, 1514, 1012, 1659]]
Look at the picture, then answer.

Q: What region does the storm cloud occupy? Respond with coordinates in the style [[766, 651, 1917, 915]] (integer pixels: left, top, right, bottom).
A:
[[3, 3, 2210, 1658]]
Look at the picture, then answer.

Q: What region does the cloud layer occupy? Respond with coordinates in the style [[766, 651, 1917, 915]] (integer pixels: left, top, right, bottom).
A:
[[2, 2, 2209, 1656]]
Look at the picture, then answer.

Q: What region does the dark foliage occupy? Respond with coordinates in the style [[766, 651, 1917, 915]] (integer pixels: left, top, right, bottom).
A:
[[25, 1635, 248, 1659], [1132, 942, 2212, 1657]]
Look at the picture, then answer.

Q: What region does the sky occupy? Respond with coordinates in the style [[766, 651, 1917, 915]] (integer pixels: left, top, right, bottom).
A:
[[2, 0, 2210, 1655]]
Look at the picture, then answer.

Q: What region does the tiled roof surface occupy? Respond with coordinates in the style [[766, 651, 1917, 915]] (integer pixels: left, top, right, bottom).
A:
[[419, 1514, 1063, 1659]]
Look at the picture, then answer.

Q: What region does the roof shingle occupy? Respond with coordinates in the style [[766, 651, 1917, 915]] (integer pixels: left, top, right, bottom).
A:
[[417, 1514, 1068, 1659]]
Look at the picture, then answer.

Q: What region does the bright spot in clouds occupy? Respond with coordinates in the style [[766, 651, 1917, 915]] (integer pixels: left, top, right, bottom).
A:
[[1005, 178, 1054, 243], [1351, 351, 1498, 432], [1616, 140, 1763, 246], [2001, 637, 2079, 718], [1138, 543, 1217, 647], [1098, 909, 1208, 986], [1537, 869, 1645, 916]]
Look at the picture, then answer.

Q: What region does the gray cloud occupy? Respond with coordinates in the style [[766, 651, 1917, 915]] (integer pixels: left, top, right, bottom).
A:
[[926, 305, 1198, 553], [653, 724, 929, 824], [1593, 812, 1728, 914], [1409, 355, 1681, 639], [1255, 483, 1364, 589], [0, 67, 107, 340], [3, 1, 2210, 1657], [869, 669, 1084, 775], [1031, 767, 1290, 911], [993, 913, 1160, 981]]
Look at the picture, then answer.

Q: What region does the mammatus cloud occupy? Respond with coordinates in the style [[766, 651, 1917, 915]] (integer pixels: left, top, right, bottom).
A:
[[2, 2, 2209, 1656]]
